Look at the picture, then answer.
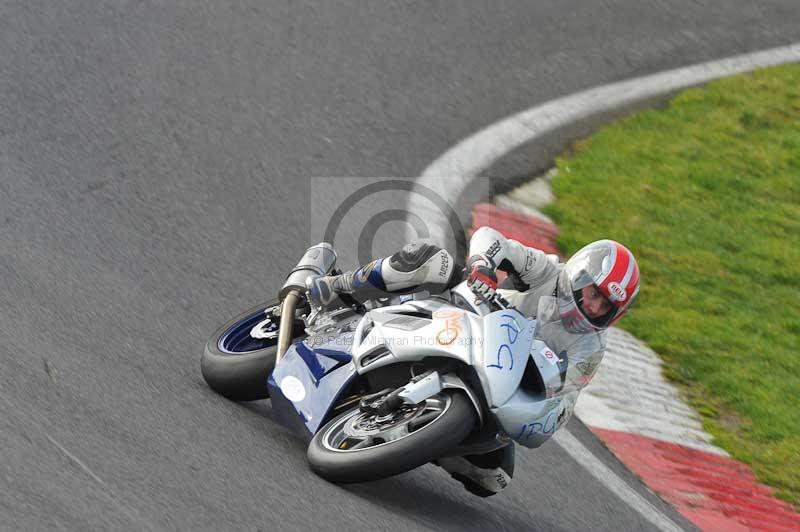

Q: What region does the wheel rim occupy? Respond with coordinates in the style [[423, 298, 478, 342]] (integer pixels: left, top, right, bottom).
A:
[[321, 394, 452, 452], [218, 305, 280, 354]]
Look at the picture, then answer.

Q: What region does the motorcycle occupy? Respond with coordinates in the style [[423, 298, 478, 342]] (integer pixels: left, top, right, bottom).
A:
[[201, 243, 569, 484]]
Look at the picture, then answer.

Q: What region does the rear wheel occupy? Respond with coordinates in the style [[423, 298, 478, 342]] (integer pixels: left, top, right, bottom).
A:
[[307, 389, 476, 483], [201, 299, 305, 401]]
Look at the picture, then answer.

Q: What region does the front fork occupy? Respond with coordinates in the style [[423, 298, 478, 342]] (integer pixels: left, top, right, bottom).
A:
[[275, 243, 337, 363], [371, 370, 485, 427], [369, 370, 511, 457], [275, 290, 303, 364]]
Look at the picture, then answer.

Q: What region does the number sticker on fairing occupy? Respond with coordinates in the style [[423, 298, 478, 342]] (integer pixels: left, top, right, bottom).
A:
[[280, 376, 306, 402]]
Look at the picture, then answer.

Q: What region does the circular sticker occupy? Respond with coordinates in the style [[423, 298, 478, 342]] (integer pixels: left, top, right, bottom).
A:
[[280, 376, 306, 402], [607, 282, 627, 302]]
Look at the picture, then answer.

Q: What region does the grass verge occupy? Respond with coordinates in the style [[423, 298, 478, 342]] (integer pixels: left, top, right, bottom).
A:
[[543, 64, 800, 507]]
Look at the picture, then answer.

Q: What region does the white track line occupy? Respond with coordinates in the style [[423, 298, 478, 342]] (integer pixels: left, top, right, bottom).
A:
[[553, 430, 685, 532], [407, 43, 800, 248], [410, 42, 800, 532]]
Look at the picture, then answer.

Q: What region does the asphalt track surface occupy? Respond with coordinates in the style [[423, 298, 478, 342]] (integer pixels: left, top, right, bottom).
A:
[[2, 2, 800, 530]]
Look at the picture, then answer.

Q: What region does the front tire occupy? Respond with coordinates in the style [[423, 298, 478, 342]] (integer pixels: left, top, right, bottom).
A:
[[201, 299, 305, 401], [307, 389, 477, 483]]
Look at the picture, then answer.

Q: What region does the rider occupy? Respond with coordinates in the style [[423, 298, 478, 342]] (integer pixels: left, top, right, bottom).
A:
[[306, 226, 640, 497]]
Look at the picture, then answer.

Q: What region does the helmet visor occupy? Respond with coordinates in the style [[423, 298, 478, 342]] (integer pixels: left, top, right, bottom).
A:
[[558, 240, 638, 331]]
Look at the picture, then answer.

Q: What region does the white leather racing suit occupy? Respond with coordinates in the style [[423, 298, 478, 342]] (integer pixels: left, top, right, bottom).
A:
[[468, 225, 606, 447]]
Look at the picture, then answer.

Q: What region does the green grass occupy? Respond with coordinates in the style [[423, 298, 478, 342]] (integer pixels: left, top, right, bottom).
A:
[[541, 64, 800, 508]]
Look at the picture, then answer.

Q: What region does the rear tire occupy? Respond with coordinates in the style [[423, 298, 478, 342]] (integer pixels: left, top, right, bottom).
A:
[[201, 299, 305, 401], [307, 389, 476, 483]]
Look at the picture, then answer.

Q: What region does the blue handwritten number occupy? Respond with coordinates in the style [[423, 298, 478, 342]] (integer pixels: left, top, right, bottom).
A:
[[487, 315, 520, 371], [518, 412, 557, 441], [487, 344, 514, 371], [499, 314, 519, 344]]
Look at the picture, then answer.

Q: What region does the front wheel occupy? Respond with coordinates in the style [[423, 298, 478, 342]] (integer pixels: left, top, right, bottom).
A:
[[307, 389, 477, 483], [201, 298, 305, 401]]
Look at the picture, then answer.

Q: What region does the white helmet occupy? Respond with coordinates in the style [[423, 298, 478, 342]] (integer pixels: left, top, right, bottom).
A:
[[556, 240, 640, 333]]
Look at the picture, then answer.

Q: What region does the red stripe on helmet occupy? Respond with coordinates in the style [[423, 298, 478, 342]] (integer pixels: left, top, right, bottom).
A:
[[625, 261, 640, 304], [598, 242, 632, 306]]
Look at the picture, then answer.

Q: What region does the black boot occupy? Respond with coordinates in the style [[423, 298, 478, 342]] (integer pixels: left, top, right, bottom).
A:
[[437, 445, 515, 497]]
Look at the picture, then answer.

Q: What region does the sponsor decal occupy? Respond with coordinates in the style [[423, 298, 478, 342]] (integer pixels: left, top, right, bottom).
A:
[[607, 281, 627, 302], [438, 252, 449, 278], [575, 361, 595, 375], [541, 346, 559, 366], [433, 309, 463, 346], [524, 254, 534, 273], [280, 376, 306, 402], [486, 240, 501, 259]]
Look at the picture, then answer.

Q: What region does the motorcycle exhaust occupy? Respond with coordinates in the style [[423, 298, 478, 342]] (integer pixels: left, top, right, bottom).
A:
[[276, 243, 337, 362], [279, 242, 337, 300]]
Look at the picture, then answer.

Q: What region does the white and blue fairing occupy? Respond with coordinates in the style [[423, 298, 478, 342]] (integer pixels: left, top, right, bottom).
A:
[[267, 331, 358, 441], [473, 309, 534, 406], [472, 308, 574, 448], [267, 292, 597, 448], [489, 294, 605, 449]]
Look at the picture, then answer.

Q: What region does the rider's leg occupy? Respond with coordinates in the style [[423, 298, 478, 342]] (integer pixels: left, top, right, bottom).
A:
[[436, 444, 515, 497], [306, 242, 460, 308]]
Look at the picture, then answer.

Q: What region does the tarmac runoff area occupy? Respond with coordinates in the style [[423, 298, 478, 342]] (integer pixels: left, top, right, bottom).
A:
[[409, 43, 800, 531]]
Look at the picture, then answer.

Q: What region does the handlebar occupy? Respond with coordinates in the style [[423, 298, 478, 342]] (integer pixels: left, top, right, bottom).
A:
[[471, 286, 515, 311], [493, 291, 514, 310]]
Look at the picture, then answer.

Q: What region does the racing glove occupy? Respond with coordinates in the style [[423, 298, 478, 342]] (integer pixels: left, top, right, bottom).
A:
[[466, 255, 498, 301]]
